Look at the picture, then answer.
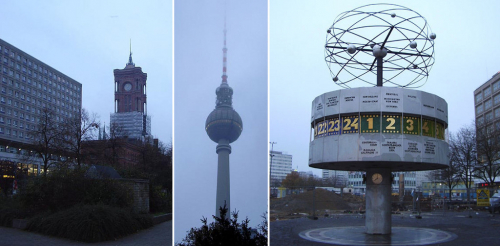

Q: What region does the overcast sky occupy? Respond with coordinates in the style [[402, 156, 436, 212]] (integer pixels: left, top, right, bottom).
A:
[[0, 0, 172, 144], [173, 1, 268, 243], [270, 0, 500, 176]]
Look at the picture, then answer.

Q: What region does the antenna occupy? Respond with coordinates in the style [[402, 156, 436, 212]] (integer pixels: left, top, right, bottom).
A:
[[221, 14, 228, 83]]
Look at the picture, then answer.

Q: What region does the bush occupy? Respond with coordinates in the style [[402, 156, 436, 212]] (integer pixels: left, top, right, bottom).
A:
[[177, 205, 267, 246], [0, 195, 35, 227], [17, 169, 132, 213], [26, 205, 153, 243], [0, 208, 18, 227], [149, 185, 171, 213]]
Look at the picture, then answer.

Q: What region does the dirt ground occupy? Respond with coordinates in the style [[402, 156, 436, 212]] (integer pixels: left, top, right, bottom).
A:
[[270, 189, 364, 221]]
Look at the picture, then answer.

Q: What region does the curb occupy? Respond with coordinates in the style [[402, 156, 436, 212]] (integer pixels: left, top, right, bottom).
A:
[[153, 213, 172, 225]]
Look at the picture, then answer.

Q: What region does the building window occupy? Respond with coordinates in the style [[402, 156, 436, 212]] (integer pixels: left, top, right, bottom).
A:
[[494, 94, 500, 105], [476, 92, 483, 104], [487, 81, 495, 92], [485, 99, 492, 110], [486, 111, 493, 122], [484, 86, 492, 97], [495, 107, 500, 118], [476, 104, 483, 114]]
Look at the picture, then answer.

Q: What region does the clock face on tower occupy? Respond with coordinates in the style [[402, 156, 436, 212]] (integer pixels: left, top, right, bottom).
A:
[[371, 173, 383, 184], [124, 82, 132, 91]]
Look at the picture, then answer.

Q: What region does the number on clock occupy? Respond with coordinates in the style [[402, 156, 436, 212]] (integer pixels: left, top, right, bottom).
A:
[[382, 114, 401, 133], [342, 115, 359, 134], [361, 114, 380, 133], [403, 116, 420, 135], [327, 118, 340, 136], [422, 119, 435, 137], [436, 121, 445, 140]]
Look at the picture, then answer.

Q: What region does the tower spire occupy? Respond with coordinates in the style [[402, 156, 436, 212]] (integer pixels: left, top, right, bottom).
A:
[[221, 15, 228, 83], [126, 39, 135, 67]]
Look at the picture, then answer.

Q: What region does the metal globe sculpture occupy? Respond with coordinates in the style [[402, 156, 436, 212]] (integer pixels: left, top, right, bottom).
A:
[[325, 3, 436, 88], [308, 3, 448, 237]]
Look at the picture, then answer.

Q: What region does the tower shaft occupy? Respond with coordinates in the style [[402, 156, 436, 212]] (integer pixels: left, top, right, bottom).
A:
[[216, 140, 231, 217]]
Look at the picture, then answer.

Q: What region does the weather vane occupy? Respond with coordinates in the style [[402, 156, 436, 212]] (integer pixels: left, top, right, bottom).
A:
[[325, 3, 436, 88]]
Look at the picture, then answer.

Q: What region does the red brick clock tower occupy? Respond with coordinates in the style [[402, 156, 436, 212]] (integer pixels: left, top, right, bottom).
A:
[[110, 51, 151, 140], [113, 53, 147, 114]]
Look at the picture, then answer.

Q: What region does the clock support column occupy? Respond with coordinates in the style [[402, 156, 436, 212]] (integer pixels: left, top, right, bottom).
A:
[[365, 168, 392, 234]]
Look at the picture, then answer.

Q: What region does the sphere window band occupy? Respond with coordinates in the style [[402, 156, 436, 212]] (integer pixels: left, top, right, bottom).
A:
[[312, 113, 446, 140]]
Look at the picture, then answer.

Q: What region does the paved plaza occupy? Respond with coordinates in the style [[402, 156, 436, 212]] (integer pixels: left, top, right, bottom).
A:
[[0, 220, 172, 246], [271, 211, 500, 245]]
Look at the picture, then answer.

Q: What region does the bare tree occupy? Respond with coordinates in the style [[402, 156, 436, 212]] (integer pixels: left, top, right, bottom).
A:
[[425, 170, 441, 196], [59, 108, 99, 168], [449, 124, 477, 202], [441, 158, 461, 202], [474, 122, 500, 186], [104, 123, 128, 167], [27, 108, 60, 176]]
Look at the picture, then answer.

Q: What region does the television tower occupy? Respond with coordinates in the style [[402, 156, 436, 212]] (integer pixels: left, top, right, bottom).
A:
[[205, 19, 243, 217]]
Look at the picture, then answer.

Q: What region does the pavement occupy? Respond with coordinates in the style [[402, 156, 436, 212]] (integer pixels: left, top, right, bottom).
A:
[[270, 210, 500, 246], [0, 220, 172, 246]]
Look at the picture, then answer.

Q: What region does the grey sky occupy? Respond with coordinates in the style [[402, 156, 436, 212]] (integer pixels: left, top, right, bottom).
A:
[[174, 0, 268, 243], [270, 0, 500, 176], [0, 0, 172, 143]]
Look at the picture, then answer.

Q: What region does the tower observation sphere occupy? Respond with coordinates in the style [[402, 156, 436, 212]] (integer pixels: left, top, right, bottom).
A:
[[205, 83, 242, 143]]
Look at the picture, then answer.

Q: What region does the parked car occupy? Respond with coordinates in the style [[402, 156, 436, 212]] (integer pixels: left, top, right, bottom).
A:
[[489, 192, 500, 214]]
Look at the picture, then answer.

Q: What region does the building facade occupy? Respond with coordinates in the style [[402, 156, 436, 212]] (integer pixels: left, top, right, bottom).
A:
[[474, 71, 500, 128], [110, 53, 151, 140], [347, 171, 418, 194], [0, 39, 82, 175], [322, 170, 348, 186], [270, 150, 292, 185], [473, 71, 500, 185]]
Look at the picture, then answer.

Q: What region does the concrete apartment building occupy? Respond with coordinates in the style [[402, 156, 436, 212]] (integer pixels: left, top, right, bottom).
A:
[[270, 150, 292, 185], [0, 39, 82, 175], [474, 71, 500, 184]]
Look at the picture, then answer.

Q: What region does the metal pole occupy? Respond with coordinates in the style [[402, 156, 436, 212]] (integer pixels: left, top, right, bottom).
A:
[[377, 57, 383, 86], [313, 187, 316, 219], [270, 142, 277, 195]]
